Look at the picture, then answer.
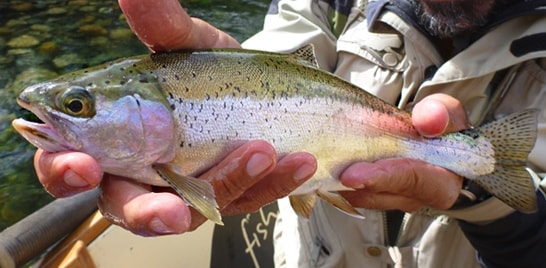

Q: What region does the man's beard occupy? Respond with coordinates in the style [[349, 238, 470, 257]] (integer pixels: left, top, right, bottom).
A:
[[412, 0, 496, 37]]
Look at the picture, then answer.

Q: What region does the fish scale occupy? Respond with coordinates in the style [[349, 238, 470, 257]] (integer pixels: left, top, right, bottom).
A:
[[12, 45, 539, 224]]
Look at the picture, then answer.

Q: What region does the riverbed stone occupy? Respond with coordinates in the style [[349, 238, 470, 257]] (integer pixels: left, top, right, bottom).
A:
[[7, 35, 40, 48], [30, 24, 51, 32], [47, 7, 68, 15], [52, 53, 86, 68], [38, 41, 58, 54], [109, 28, 133, 40], [79, 24, 108, 36], [10, 3, 33, 12]]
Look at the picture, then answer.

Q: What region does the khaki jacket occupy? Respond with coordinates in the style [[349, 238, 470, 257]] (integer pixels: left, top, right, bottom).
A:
[[243, 1, 546, 267]]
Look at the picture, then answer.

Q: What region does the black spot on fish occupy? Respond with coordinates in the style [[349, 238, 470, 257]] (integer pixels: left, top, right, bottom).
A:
[[191, 71, 197, 78], [105, 80, 111, 84], [175, 75, 180, 80], [120, 81, 126, 85]]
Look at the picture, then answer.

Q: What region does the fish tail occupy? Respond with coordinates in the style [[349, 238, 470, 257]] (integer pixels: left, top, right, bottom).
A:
[[473, 109, 539, 212]]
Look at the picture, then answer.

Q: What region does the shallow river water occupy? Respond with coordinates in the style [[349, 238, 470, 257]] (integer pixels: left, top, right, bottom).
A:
[[0, 0, 270, 230]]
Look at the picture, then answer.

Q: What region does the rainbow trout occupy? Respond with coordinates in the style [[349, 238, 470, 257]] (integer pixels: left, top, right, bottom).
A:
[[12, 46, 538, 224]]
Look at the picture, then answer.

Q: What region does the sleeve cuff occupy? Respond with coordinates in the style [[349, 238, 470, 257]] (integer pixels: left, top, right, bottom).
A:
[[439, 168, 544, 224]]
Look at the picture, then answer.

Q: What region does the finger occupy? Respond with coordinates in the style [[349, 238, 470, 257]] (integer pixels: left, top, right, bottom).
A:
[[188, 140, 278, 229], [222, 152, 317, 215], [98, 176, 191, 236], [412, 93, 471, 137], [340, 158, 462, 210], [341, 191, 423, 212], [118, 0, 240, 51], [35, 149, 102, 197]]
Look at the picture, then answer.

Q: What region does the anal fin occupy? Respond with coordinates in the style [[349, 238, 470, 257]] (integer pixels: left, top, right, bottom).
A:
[[289, 194, 317, 218], [317, 191, 362, 217], [154, 164, 223, 225], [289, 191, 362, 219]]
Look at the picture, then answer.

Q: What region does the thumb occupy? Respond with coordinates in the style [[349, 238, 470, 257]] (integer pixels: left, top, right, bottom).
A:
[[118, 0, 239, 52], [412, 93, 471, 137]]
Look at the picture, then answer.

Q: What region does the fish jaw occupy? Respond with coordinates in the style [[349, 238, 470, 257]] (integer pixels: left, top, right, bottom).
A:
[[12, 97, 78, 152], [12, 119, 73, 152]]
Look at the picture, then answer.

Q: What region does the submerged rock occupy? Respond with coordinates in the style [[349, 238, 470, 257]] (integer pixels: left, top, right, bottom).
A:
[[38, 41, 58, 54], [30, 24, 51, 32], [47, 7, 67, 15], [52, 53, 86, 69], [7, 35, 39, 48], [109, 28, 133, 40], [10, 3, 33, 12], [79, 24, 108, 36]]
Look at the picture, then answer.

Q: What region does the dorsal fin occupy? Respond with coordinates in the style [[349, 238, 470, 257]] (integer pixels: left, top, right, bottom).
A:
[[289, 44, 318, 68]]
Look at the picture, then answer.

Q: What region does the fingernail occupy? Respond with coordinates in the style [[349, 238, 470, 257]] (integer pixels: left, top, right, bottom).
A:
[[246, 153, 274, 177], [353, 184, 366, 189], [64, 170, 89, 187], [149, 217, 176, 235], [294, 163, 316, 182]]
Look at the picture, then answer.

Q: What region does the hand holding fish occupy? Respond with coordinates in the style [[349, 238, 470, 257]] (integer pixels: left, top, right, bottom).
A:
[[340, 94, 467, 212]]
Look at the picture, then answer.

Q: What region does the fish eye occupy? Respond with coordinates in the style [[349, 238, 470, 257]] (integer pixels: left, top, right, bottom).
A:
[[59, 86, 96, 117], [67, 99, 84, 114]]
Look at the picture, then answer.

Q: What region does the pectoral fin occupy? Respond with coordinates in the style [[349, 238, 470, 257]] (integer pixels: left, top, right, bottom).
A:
[[154, 164, 223, 225]]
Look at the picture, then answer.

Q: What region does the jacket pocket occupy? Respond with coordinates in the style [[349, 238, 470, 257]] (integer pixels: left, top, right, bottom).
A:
[[337, 7, 406, 72]]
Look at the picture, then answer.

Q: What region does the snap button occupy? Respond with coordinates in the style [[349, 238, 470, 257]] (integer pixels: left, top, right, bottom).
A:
[[382, 52, 398, 66], [367, 246, 382, 257]]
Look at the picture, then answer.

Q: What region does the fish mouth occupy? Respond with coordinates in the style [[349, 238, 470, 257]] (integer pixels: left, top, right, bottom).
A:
[[12, 98, 72, 152]]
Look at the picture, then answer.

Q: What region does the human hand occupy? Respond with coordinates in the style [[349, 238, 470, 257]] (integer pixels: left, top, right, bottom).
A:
[[339, 94, 470, 212], [33, 0, 316, 236]]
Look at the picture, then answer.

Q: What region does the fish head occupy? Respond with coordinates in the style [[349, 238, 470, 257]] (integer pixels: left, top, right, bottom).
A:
[[12, 59, 177, 173]]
